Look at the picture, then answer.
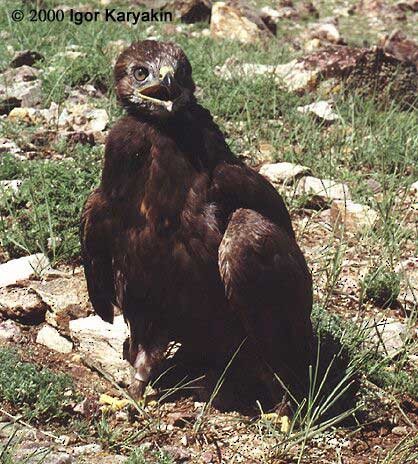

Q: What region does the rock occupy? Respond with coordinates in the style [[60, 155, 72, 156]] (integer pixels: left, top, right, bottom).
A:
[[297, 101, 340, 122], [215, 57, 318, 93], [303, 46, 418, 106], [410, 181, 418, 195], [396, 0, 418, 11], [0, 179, 22, 197], [274, 59, 319, 93], [0, 254, 50, 287], [10, 50, 44, 68], [72, 443, 102, 456], [0, 286, 48, 324], [210, 1, 273, 43], [69, 315, 134, 386], [0, 65, 42, 114], [162, 445, 191, 462], [366, 178, 383, 195], [219, 45, 418, 99], [36, 324, 73, 353], [0, 138, 22, 156], [391, 425, 408, 436], [215, 58, 276, 80], [8, 102, 59, 126], [13, 442, 74, 464], [259, 162, 311, 184], [29, 275, 91, 330], [372, 319, 415, 358], [310, 23, 343, 45], [395, 257, 418, 307], [175, 0, 212, 23], [0, 319, 21, 341], [380, 30, 418, 68], [58, 105, 109, 133], [330, 200, 379, 233], [295, 176, 351, 206]]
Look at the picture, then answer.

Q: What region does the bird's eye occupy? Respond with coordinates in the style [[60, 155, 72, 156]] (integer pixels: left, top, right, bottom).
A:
[[133, 67, 149, 81]]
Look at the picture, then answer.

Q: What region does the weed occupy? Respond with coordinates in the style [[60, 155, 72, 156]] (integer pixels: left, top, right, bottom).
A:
[[0, 348, 74, 423], [363, 266, 401, 308]]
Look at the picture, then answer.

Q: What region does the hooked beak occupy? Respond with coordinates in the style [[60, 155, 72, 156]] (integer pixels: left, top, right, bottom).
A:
[[136, 65, 181, 112]]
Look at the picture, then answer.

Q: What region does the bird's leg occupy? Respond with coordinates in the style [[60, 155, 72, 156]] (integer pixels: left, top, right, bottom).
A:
[[127, 335, 170, 400]]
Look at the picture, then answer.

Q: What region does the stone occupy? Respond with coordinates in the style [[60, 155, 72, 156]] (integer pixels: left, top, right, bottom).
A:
[[391, 425, 408, 436], [176, 0, 212, 23], [410, 180, 418, 195], [274, 60, 319, 93], [0, 286, 48, 324], [72, 443, 102, 456], [210, 1, 273, 43], [380, 30, 418, 68], [215, 57, 318, 93], [162, 445, 191, 462], [310, 23, 343, 44], [0, 179, 22, 197], [297, 101, 340, 121], [10, 50, 44, 68], [220, 45, 418, 99], [0, 138, 22, 156], [296, 176, 351, 205], [395, 257, 418, 307], [69, 315, 134, 386], [36, 324, 73, 353], [0, 319, 21, 341], [0, 254, 50, 287], [330, 200, 379, 233], [0, 65, 42, 114], [8, 102, 59, 126], [372, 319, 415, 358], [58, 105, 109, 133], [259, 162, 311, 185], [29, 275, 91, 330]]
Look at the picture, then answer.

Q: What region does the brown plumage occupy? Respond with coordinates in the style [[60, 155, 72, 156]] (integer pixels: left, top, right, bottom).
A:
[[80, 40, 313, 411]]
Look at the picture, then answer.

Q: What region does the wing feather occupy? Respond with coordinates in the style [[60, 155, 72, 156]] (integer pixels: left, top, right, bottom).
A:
[[80, 188, 115, 323]]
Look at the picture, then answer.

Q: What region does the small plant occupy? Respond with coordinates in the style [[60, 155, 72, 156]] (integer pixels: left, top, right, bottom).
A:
[[0, 348, 74, 422], [126, 447, 174, 464], [363, 266, 401, 308]]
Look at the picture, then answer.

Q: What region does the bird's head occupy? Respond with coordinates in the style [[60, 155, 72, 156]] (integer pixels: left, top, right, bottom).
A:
[[114, 40, 195, 118]]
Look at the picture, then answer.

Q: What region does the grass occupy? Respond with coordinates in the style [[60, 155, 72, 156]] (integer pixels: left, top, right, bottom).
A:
[[0, 0, 417, 462], [0, 347, 74, 423]]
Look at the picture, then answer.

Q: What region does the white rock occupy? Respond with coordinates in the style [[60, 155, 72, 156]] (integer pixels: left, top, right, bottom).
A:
[[259, 162, 311, 184], [296, 176, 351, 204], [36, 324, 73, 354], [330, 200, 378, 233], [58, 105, 109, 132], [69, 315, 134, 385], [0, 138, 22, 155], [210, 2, 271, 43], [0, 254, 50, 288], [0, 179, 22, 196], [29, 275, 91, 328], [214, 58, 276, 80], [297, 101, 340, 121], [0, 319, 21, 341], [372, 319, 414, 358], [216, 57, 319, 93], [274, 59, 319, 93], [311, 23, 342, 44], [72, 443, 102, 456]]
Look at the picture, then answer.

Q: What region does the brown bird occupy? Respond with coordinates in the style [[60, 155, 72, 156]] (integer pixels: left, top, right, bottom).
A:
[[80, 40, 313, 411]]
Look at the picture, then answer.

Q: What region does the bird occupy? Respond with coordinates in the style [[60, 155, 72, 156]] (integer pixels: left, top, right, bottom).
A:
[[80, 40, 313, 412]]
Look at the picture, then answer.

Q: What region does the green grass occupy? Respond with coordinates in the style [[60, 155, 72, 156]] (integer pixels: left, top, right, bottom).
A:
[[0, 347, 74, 423]]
